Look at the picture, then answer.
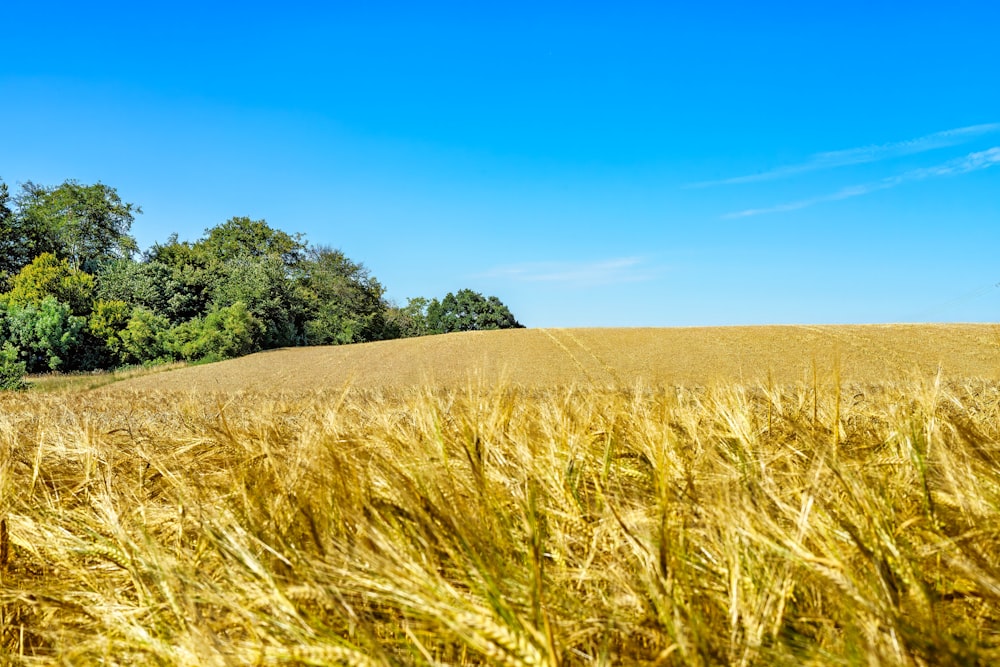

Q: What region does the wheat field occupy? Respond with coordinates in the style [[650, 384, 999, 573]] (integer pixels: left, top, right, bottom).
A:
[[107, 325, 1000, 394], [3, 326, 1000, 664]]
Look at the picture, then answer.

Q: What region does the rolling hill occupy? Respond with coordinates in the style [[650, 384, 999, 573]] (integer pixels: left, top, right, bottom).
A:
[[106, 324, 1000, 394]]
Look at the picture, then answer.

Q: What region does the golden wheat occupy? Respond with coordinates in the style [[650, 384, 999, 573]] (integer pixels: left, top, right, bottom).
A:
[[106, 325, 1000, 394], [0, 372, 998, 664]]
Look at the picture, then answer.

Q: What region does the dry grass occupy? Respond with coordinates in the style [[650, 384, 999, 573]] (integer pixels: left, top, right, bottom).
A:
[[2, 367, 1000, 664], [27, 362, 188, 394]]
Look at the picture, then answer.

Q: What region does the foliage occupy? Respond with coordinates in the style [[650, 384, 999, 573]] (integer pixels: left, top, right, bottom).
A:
[[96, 259, 194, 323], [0, 342, 27, 391], [299, 246, 388, 344], [89, 300, 132, 364], [143, 235, 219, 322], [165, 301, 262, 362], [3, 252, 95, 316], [147, 221, 313, 350], [0, 179, 15, 282], [212, 254, 304, 349], [426, 288, 523, 333], [197, 216, 306, 267], [385, 297, 432, 338], [0, 181, 44, 274], [11, 180, 139, 272], [119, 307, 174, 364], [3, 297, 88, 372]]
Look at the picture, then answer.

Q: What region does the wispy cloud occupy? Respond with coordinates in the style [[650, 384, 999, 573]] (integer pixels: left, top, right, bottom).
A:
[[480, 257, 659, 286], [725, 147, 1000, 218], [690, 123, 1000, 188]]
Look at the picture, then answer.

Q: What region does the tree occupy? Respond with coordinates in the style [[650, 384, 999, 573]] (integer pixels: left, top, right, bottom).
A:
[[143, 235, 219, 322], [299, 246, 388, 345], [425, 289, 523, 333], [145, 219, 311, 340], [12, 180, 139, 272], [3, 253, 95, 316], [3, 297, 88, 372], [385, 297, 432, 338], [0, 179, 16, 283], [1, 181, 46, 275], [96, 258, 198, 324], [212, 254, 305, 349], [197, 216, 305, 268], [89, 300, 132, 364], [119, 307, 173, 364], [165, 302, 262, 362]]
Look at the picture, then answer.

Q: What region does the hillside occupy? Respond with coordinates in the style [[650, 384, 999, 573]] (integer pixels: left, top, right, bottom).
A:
[[106, 324, 1000, 394]]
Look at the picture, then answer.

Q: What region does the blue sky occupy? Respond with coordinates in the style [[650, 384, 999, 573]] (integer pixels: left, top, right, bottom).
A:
[[2, 1, 998, 327]]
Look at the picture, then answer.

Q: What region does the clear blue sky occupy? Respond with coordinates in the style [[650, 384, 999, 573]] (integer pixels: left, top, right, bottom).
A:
[[2, 1, 998, 327]]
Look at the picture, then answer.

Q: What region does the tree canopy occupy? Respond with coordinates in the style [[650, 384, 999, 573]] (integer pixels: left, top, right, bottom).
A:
[[426, 289, 524, 333], [300, 246, 390, 345], [0, 181, 15, 284], [10, 180, 139, 272], [4, 253, 95, 316], [197, 216, 306, 267]]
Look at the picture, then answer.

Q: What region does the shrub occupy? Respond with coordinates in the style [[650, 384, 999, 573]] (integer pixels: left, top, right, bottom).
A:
[[89, 299, 132, 364], [165, 301, 262, 362], [4, 297, 88, 372], [120, 307, 173, 364], [0, 342, 27, 391]]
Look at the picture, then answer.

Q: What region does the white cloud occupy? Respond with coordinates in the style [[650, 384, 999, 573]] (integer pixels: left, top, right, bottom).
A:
[[691, 123, 1000, 188], [725, 147, 1000, 218], [914, 146, 1000, 177], [480, 257, 659, 286]]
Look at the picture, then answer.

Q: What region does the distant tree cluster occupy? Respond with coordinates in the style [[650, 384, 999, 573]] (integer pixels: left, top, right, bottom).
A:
[[0, 178, 523, 385]]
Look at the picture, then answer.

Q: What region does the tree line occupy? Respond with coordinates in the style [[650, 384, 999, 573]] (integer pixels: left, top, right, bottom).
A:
[[0, 178, 522, 388]]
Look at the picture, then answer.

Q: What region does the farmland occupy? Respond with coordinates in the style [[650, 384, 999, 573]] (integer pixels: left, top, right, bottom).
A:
[[2, 325, 1000, 664], [108, 324, 1000, 394]]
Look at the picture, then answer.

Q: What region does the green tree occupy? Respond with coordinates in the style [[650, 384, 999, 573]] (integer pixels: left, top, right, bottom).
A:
[[426, 289, 523, 333], [89, 300, 132, 364], [144, 235, 219, 321], [4, 297, 88, 372], [165, 302, 262, 362], [96, 258, 199, 324], [3, 253, 95, 316], [212, 254, 305, 349], [120, 307, 173, 364], [12, 180, 139, 272], [146, 219, 309, 333], [0, 179, 16, 284], [197, 216, 305, 267], [299, 246, 388, 345], [0, 343, 28, 391], [385, 297, 432, 338]]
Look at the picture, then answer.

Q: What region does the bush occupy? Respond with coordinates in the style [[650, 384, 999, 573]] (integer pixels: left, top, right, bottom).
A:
[[165, 302, 262, 362], [4, 297, 88, 372], [0, 343, 27, 391], [120, 307, 173, 364], [89, 299, 132, 364]]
